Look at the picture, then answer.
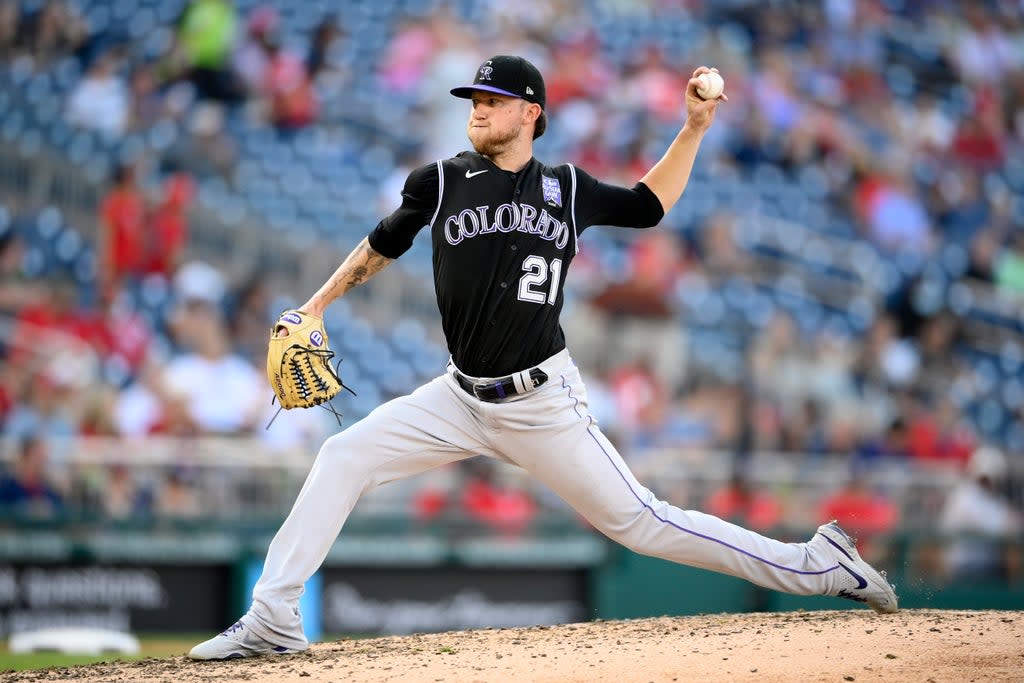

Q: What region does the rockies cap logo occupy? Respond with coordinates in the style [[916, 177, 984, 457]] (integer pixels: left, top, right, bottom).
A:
[[479, 64, 493, 81]]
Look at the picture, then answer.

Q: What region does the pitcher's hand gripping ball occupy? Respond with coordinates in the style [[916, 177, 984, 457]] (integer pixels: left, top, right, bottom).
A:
[[266, 310, 351, 410], [696, 70, 725, 100]]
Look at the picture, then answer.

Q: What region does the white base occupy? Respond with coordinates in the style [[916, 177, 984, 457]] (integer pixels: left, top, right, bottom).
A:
[[8, 627, 141, 655]]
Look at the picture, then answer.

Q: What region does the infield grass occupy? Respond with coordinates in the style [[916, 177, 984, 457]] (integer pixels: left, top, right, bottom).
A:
[[0, 636, 197, 671]]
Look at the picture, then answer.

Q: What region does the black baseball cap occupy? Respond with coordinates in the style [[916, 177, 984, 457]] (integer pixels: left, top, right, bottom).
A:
[[450, 55, 546, 110]]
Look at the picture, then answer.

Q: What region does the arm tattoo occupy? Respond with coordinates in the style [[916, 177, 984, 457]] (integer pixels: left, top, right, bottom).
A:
[[342, 240, 389, 290], [312, 238, 393, 309]]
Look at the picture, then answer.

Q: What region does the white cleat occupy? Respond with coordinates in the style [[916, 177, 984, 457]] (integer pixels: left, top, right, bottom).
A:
[[813, 521, 899, 614], [188, 620, 306, 660]]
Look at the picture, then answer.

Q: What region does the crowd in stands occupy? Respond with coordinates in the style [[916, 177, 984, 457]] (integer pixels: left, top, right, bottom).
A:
[[0, 0, 1020, 579]]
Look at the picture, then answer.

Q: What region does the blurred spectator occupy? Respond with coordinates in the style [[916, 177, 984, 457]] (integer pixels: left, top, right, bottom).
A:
[[2, 373, 80, 444], [906, 396, 975, 467], [97, 162, 147, 291], [77, 384, 119, 437], [817, 467, 899, 560], [751, 311, 813, 405], [127, 62, 169, 131], [21, 0, 88, 64], [778, 398, 829, 456], [993, 231, 1024, 295], [102, 464, 149, 520], [233, 5, 278, 94], [263, 32, 318, 130], [176, 0, 244, 103], [622, 46, 686, 124], [77, 284, 153, 378], [154, 467, 202, 519], [0, 435, 65, 518], [377, 17, 437, 97], [912, 311, 962, 396], [163, 294, 263, 435], [569, 231, 690, 392], [659, 379, 743, 451], [0, 2, 21, 60], [172, 259, 226, 308], [7, 277, 84, 365], [856, 167, 933, 255], [147, 169, 195, 277], [227, 273, 272, 365], [65, 51, 130, 136], [856, 415, 911, 461], [965, 228, 1001, 283], [698, 213, 750, 278], [939, 445, 1022, 582], [307, 13, 347, 87], [0, 229, 46, 317], [705, 470, 783, 532], [459, 459, 536, 534], [417, 15, 481, 163], [164, 101, 238, 180], [853, 313, 919, 391], [951, 115, 1005, 172], [114, 351, 192, 437]]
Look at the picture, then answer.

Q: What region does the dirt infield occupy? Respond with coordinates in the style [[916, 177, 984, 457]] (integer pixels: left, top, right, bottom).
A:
[[2, 609, 1021, 683]]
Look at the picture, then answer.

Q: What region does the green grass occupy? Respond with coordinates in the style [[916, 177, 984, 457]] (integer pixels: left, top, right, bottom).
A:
[[0, 636, 197, 672]]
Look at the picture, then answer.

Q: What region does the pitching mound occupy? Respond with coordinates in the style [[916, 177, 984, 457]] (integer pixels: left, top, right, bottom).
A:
[[4, 609, 1021, 683]]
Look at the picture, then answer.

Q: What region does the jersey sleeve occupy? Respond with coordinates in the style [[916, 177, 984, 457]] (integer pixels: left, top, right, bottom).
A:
[[571, 166, 665, 232], [367, 162, 439, 259]]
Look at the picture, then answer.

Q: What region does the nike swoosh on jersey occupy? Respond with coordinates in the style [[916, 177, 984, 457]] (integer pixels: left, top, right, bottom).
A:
[[465, 170, 488, 178]]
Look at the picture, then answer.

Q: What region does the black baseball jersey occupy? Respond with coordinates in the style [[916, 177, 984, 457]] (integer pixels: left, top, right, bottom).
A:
[[368, 151, 664, 377]]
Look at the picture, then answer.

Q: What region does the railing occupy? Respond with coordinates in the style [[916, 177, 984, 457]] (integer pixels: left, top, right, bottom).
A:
[[0, 435, 1003, 531]]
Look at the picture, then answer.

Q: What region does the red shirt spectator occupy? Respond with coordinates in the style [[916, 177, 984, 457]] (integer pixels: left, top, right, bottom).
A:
[[906, 400, 975, 468], [75, 287, 152, 374], [147, 172, 195, 276], [461, 475, 536, 533], [9, 280, 82, 365], [818, 477, 899, 559], [608, 360, 668, 433], [951, 118, 1004, 170], [706, 475, 784, 532], [99, 163, 147, 288]]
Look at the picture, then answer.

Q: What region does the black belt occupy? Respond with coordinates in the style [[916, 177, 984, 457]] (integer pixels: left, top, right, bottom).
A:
[[453, 367, 549, 402]]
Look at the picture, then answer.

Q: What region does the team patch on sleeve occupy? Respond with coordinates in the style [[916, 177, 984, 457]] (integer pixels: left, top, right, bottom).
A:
[[542, 176, 562, 208]]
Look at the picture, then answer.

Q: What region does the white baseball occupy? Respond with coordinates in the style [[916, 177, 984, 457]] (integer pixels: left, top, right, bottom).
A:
[[696, 71, 725, 100]]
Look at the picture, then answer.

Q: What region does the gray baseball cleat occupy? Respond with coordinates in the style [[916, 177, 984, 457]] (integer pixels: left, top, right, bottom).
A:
[[188, 619, 306, 660], [813, 521, 899, 614]]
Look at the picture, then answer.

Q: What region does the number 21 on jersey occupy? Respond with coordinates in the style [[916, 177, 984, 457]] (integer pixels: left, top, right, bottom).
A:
[[518, 255, 562, 305]]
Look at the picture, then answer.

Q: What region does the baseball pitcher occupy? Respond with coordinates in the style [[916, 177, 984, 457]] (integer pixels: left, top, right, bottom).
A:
[[190, 55, 897, 661]]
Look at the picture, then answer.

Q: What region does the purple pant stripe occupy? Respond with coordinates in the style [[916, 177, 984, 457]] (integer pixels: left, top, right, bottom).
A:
[[559, 374, 838, 578]]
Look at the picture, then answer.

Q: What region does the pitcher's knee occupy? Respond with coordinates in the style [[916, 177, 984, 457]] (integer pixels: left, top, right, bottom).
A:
[[315, 432, 373, 481], [594, 508, 657, 553]]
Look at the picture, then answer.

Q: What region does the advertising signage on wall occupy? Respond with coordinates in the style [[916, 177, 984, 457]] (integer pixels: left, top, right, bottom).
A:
[[321, 568, 589, 635], [0, 564, 231, 635]]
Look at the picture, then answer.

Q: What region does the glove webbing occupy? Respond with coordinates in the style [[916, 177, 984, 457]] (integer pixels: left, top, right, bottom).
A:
[[289, 346, 339, 405], [266, 347, 357, 430]]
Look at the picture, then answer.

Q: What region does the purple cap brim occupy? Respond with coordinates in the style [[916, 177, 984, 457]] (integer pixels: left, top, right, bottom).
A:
[[450, 84, 522, 100]]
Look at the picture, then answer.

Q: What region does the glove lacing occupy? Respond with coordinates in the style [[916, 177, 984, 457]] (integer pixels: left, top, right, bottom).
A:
[[266, 347, 356, 430]]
